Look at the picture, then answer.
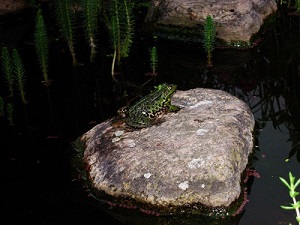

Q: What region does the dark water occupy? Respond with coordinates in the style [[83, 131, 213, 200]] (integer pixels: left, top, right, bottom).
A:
[[1, 4, 300, 225]]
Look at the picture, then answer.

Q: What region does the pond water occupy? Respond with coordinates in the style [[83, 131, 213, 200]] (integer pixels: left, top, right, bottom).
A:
[[1, 3, 300, 225]]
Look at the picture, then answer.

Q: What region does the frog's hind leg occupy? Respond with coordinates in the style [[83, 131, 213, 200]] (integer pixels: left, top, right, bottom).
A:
[[125, 115, 150, 128]]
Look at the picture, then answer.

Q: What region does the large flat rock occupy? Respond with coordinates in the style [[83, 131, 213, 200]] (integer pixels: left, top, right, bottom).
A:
[[80, 88, 255, 215], [145, 0, 277, 46]]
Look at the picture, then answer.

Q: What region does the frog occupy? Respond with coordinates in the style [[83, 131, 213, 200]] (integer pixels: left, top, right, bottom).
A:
[[120, 83, 180, 128]]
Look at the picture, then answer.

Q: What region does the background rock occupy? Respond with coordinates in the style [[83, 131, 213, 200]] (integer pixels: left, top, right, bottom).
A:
[[145, 0, 277, 46], [0, 0, 28, 15]]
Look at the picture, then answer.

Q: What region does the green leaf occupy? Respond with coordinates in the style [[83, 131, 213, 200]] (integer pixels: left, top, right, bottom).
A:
[[281, 205, 295, 210], [292, 201, 300, 208], [280, 176, 291, 189], [289, 171, 295, 180], [295, 178, 300, 189], [290, 190, 299, 198]]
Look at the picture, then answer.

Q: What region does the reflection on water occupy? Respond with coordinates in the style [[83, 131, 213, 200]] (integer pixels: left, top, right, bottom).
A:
[[239, 122, 299, 225], [1, 4, 300, 225]]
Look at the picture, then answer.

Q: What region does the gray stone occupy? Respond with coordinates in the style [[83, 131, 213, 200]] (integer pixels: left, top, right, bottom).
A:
[[81, 88, 255, 214], [145, 0, 277, 46]]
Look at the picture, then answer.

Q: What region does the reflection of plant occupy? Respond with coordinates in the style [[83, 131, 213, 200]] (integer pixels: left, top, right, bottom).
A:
[[240, 60, 300, 163], [1, 47, 14, 96], [150, 46, 158, 76], [12, 49, 27, 104], [109, 0, 135, 79], [6, 103, 14, 126], [55, 0, 77, 65], [203, 15, 216, 67], [277, 0, 291, 6], [286, 128, 300, 162], [279, 172, 300, 225], [278, 0, 300, 12], [248, 78, 289, 130], [80, 0, 99, 62], [34, 9, 50, 85]]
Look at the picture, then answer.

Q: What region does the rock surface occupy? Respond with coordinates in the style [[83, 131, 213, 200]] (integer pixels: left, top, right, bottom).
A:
[[80, 88, 255, 215], [0, 0, 28, 15], [145, 0, 277, 46]]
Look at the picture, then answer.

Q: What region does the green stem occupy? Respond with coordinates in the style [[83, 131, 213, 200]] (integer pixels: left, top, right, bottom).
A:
[[111, 49, 118, 82], [292, 196, 300, 224]]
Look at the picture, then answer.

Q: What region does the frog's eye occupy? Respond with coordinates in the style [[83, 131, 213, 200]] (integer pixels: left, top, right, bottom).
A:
[[168, 86, 172, 90]]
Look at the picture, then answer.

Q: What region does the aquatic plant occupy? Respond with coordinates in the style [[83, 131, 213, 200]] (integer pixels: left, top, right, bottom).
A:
[[279, 172, 300, 225], [109, 0, 135, 79], [277, 0, 291, 6], [6, 103, 14, 126], [150, 46, 158, 76], [297, 0, 300, 12], [285, 127, 300, 162], [34, 9, 50, 85], [12, 49, 27, 104], [55, 0, 77, 65], [1, 47, 14, 96], [121, 0, 135, 58], [80, 0, 99, 62], [202, 15, 216, 67]]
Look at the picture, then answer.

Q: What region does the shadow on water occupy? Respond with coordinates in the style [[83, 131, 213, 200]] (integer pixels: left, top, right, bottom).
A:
[[1, 3, 300, 225]]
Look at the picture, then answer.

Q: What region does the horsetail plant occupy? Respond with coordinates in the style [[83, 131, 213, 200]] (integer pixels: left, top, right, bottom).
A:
[[55, 0, 77, 65], [279, 172, 300, 225], [278, 0, 291, 6], [121, 0, 134, 58], [12, 49, 27, 104], [203, 15, 216, 67], [1, 47, 14, 96], [80, 0, 99, 62], [297, 0, 300, 13], [150, 46, 158, 76], [34, 9, 50, 85], [109, 0, 135, 79]]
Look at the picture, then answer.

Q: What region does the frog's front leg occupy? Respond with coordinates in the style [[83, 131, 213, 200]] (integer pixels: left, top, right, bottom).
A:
[[164, 98, 180, 112], [168, 104, 181, 112]]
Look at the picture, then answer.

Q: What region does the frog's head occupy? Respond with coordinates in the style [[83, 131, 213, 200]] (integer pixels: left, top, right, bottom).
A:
[[160, 83, 177, 98]]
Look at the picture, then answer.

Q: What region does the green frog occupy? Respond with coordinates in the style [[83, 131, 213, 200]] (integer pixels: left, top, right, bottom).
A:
[[120, 83, 180, 128]]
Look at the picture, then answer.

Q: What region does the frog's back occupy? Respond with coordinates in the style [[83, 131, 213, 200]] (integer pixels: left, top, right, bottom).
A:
[[124, 83, 179, 128]]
